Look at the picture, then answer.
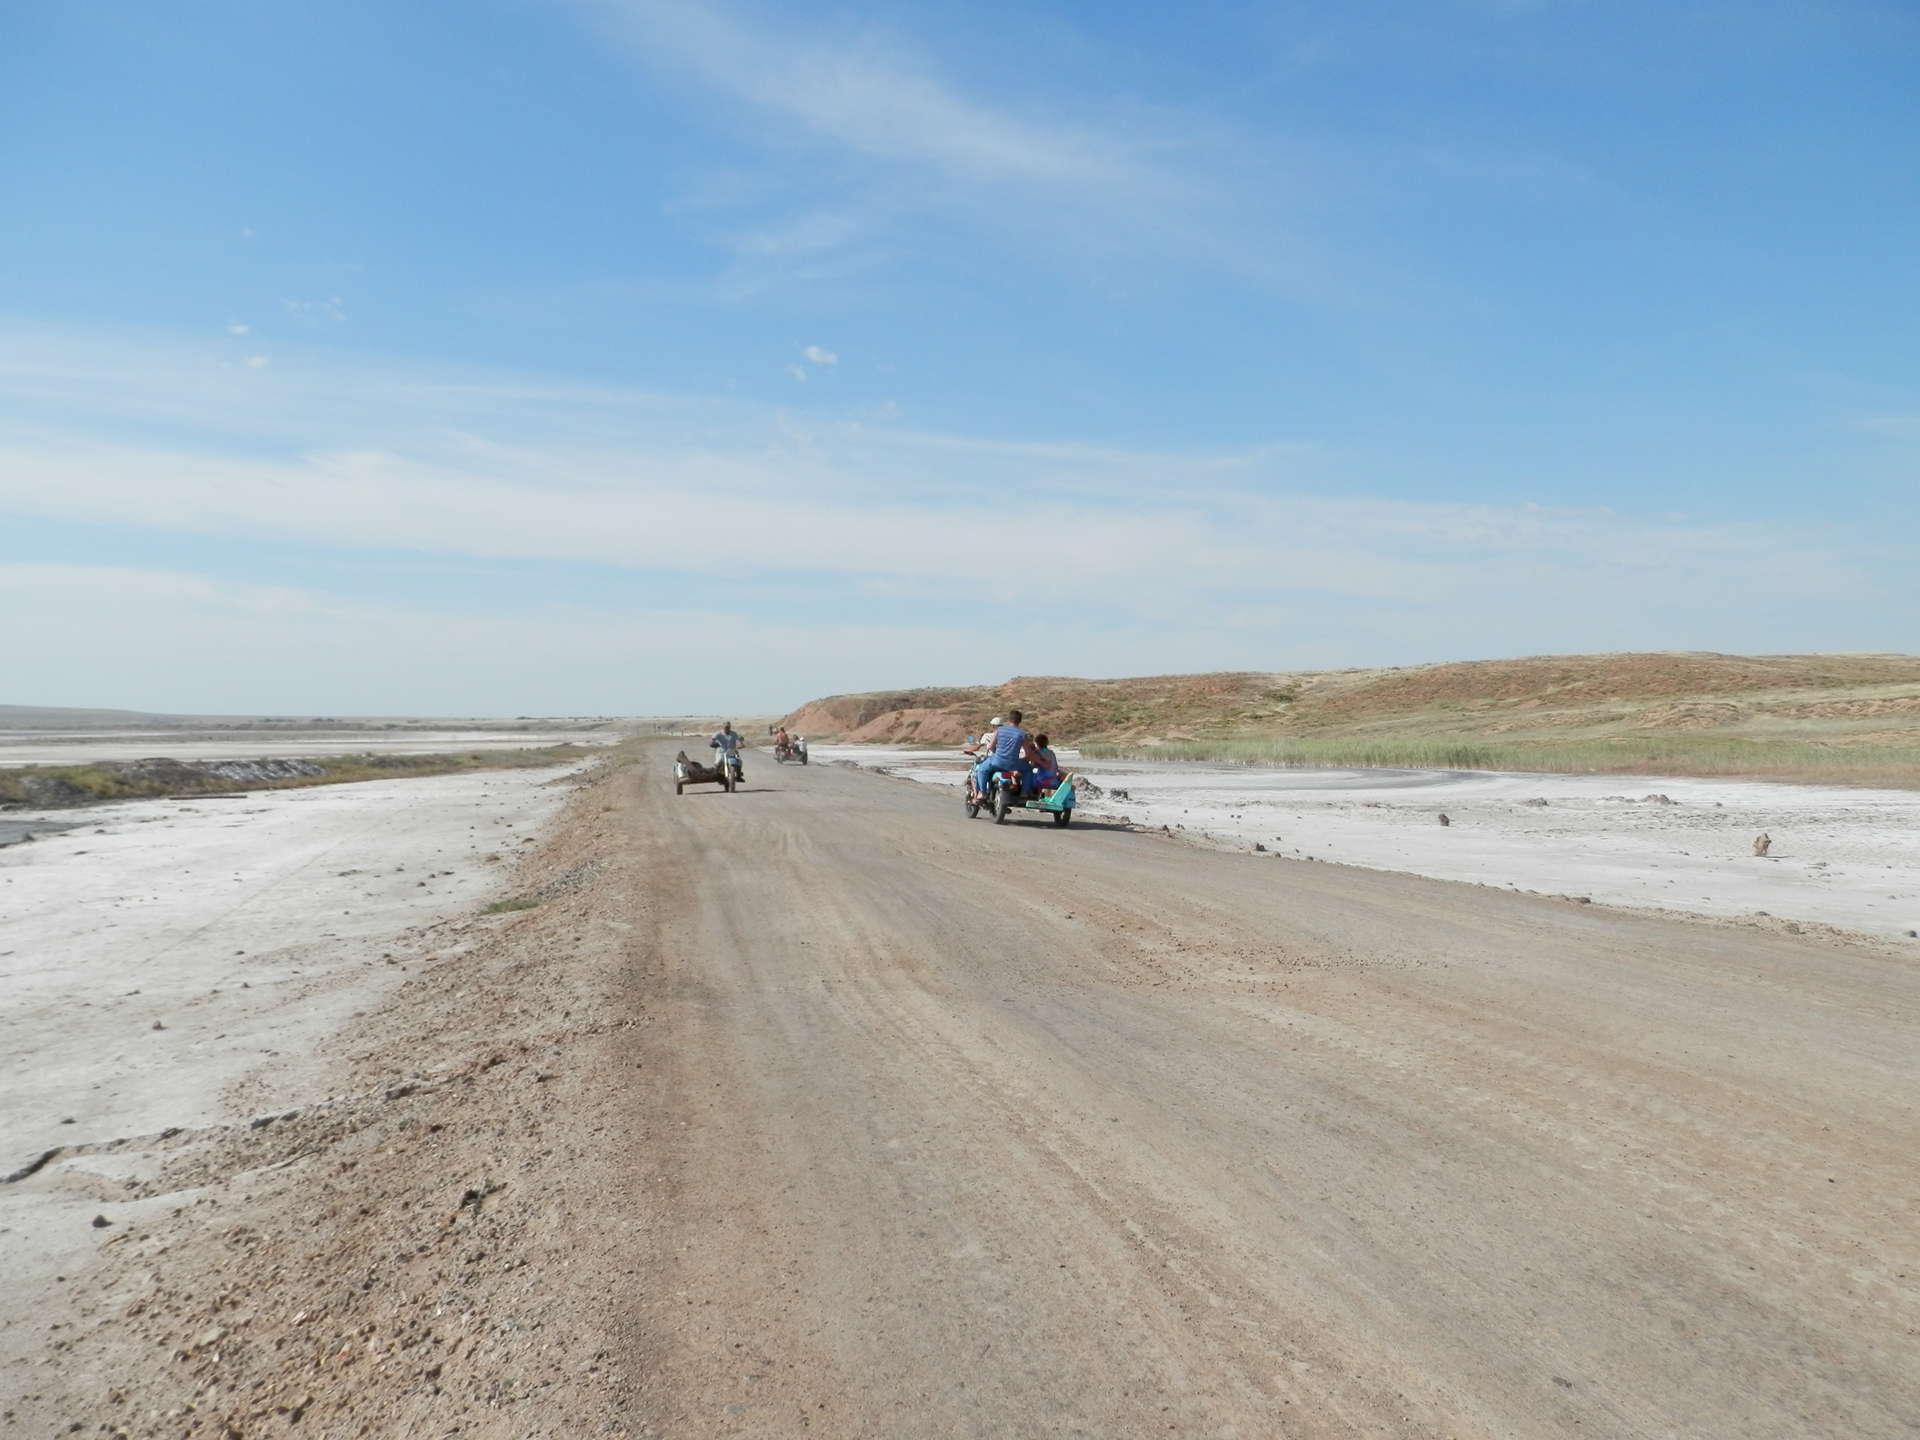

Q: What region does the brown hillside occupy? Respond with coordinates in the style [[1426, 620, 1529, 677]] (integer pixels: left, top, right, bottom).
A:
[[780, 653, 1920, 781], [784, 672, 1303, 748]]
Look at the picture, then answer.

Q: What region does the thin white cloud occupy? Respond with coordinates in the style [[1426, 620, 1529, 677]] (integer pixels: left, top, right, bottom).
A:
[[725, 211, 865, 258], [582, 0, 1147, 189], [784, 363, 808, 382], [227, 322, 251, 337], [0, 325, 1905, 656], [802, 345, 838, 367], [243, 354, 270, 369], [284, 296, 346, 323], [574, 1, 1350, 297]]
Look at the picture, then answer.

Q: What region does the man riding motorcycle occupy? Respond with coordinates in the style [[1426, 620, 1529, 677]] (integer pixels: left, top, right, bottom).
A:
[[710, 721, 745, 783], [972, 709, 1042, 798]]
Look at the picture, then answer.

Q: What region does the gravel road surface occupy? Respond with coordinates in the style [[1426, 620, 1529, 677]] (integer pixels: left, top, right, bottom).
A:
[[11, 742, 1915, 1437], [621, 747, 1918, 1436]]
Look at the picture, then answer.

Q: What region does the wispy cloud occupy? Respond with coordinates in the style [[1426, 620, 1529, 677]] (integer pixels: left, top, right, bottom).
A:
[[802, 344, 838, 367], [227, 322, 251, 337], [0, 324, 1901, 652], [724, 210, 866, 258], [284, 296, 346, 323], [581, 1, 1148, 189], [568, 0, 1335, 293]]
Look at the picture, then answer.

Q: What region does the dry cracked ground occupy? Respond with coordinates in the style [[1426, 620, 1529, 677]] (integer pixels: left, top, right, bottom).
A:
[[6, 743, 1918, 1437]]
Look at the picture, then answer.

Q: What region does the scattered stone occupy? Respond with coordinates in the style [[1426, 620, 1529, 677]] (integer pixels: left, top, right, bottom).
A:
[[150, 1021, 165, 1031], [1522, 797, 1549, 807], [90, 1214, 112, 1229], [1253, 842, 1267, 853], [1437, 813, 1451, 827], [1753, 833, 1772, 857], [1643, 793, 1677, 805]]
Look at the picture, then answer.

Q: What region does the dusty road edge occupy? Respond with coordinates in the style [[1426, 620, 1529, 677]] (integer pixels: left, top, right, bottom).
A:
[[5, 753, 660, 1437]]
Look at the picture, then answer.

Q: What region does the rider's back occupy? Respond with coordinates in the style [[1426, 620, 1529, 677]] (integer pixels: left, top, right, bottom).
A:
[[991, 725, 1029, 765]]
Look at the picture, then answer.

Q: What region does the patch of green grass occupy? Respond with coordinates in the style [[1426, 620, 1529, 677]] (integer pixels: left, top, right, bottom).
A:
[[1076, 735, 1920, 788], [481, 896, 541, 915]]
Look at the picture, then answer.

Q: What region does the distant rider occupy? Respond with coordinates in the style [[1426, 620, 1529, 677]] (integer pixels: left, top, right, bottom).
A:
[[774, 725, 792, 757], [710, 720, 745, 780]]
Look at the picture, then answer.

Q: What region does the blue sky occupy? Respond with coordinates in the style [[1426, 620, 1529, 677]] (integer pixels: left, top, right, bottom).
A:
[[2, 0, 1915, 714]]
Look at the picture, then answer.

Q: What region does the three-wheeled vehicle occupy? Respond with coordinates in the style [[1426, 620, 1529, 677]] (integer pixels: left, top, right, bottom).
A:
[[964, 766, 1077, 826], [675, 750, 741, 794], [774, 735, 809, 764]]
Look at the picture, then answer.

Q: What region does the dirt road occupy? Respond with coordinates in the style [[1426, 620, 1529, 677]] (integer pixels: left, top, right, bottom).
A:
[[13, 743, 1917, 1436], [618, 747, 1919, 1436]]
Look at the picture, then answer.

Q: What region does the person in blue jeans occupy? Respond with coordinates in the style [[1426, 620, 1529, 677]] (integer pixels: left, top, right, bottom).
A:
[[974, 709, 1041, 797]]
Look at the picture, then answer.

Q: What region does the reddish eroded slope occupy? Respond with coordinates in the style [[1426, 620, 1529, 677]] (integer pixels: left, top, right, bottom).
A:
[[780, 651, 1920, 748]]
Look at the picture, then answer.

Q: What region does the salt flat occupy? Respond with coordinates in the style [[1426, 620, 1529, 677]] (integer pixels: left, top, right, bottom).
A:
[[818, 745, 1920, 940], [0, 760, 583, 1357]]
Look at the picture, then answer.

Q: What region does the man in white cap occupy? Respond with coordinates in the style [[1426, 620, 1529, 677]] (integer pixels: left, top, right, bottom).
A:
[[965, 717, 1003, 757]]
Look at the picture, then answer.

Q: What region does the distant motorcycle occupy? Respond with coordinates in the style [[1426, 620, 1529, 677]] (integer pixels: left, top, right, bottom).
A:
[[775, 736, 809, 765]]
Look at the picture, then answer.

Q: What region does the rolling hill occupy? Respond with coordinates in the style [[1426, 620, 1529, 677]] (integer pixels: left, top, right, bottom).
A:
[[781, 652, 1920, 785]]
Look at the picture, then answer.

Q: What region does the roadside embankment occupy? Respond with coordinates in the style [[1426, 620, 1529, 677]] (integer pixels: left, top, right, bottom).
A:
[[0, 746, 597, 808], [0, 751, 650, 1434]]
